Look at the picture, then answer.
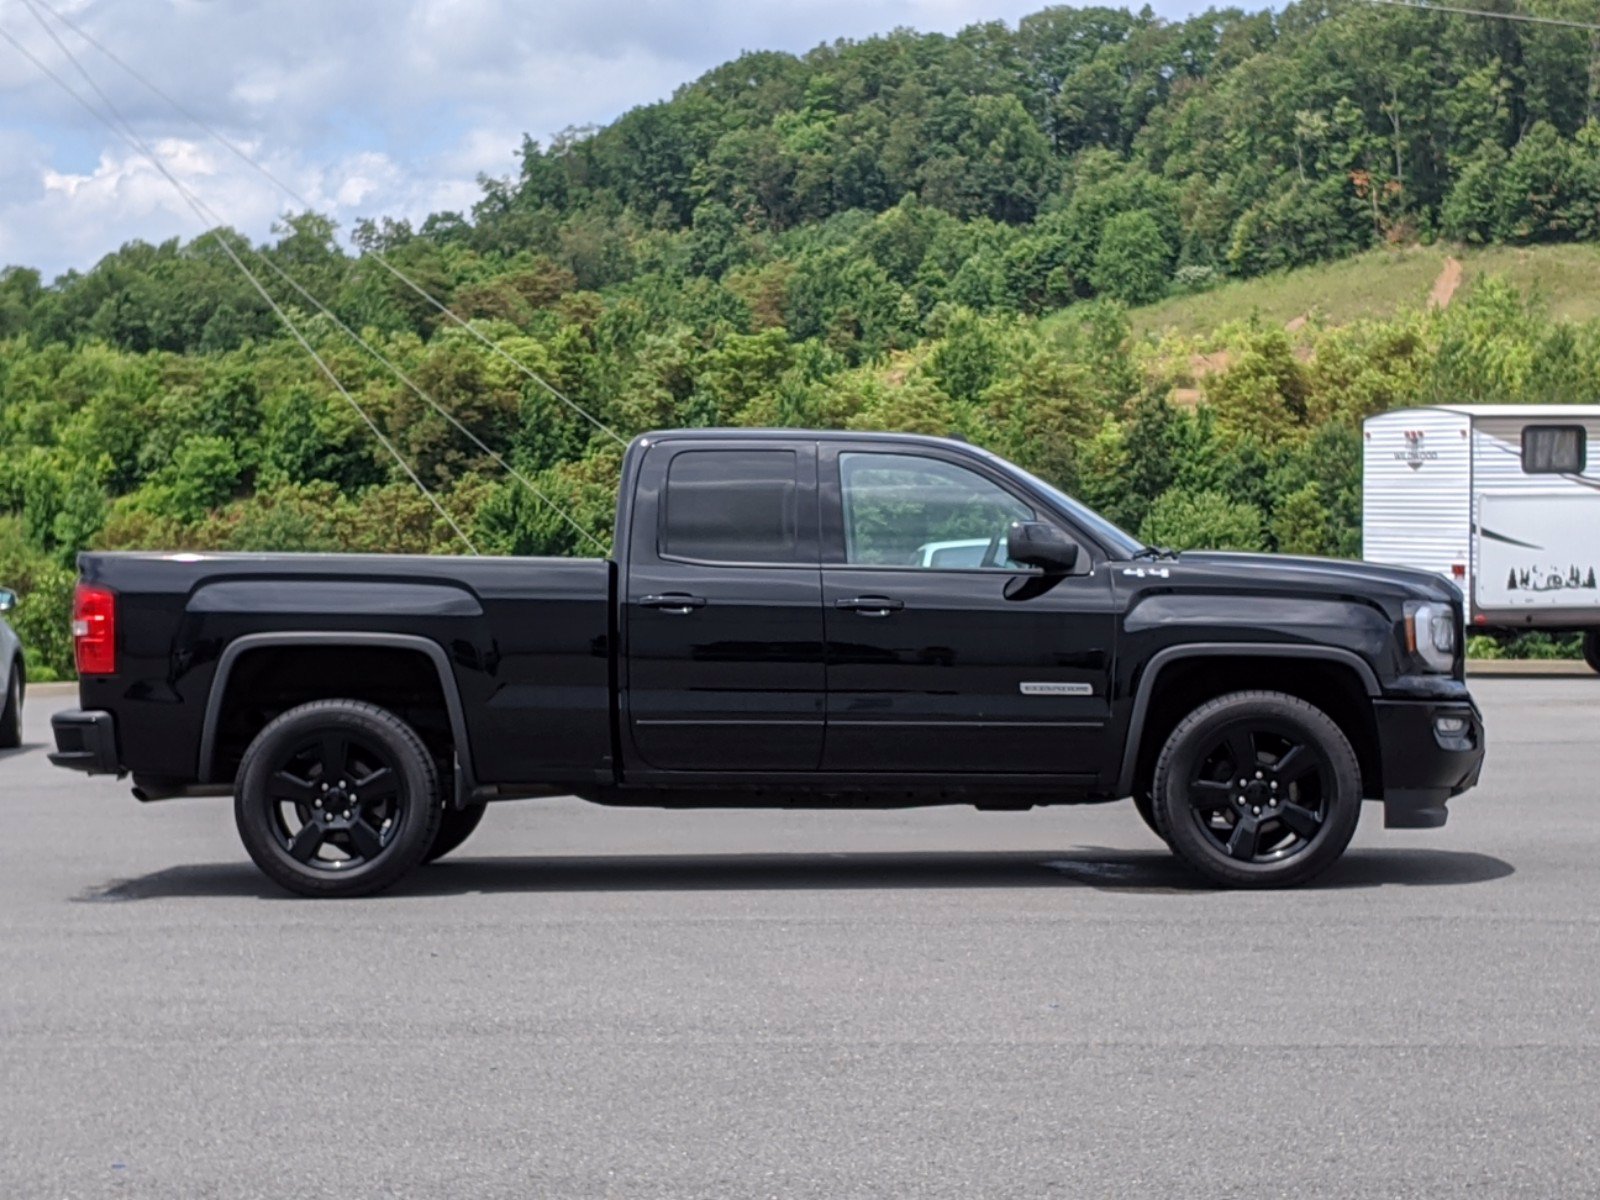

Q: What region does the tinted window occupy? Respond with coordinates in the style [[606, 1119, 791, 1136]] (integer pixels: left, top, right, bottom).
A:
[[662, 449, 800, 563], [840, 452, 1032, 568], [1522, 425, 1586, 475]]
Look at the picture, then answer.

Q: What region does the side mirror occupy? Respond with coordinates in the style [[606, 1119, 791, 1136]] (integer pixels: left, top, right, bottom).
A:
[[0, 587, 15, 614], [1007, 522, 1080, 574]]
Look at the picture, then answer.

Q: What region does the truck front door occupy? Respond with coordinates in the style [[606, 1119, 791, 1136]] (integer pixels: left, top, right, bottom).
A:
[[623, 440, 825, 772], [819, 445, 1116, 777]]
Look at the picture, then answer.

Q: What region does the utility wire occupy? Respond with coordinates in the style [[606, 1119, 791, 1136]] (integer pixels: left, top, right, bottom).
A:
[[21, 1, 608, 552], [3, 10, 481, 555], [1360, 0, 1600, 31], [25, 0, 628, 448], [21, 0, 605, 552], [14, 4, 606, 554], [242, 253, 611, 551], [20, 5, 606, 554]]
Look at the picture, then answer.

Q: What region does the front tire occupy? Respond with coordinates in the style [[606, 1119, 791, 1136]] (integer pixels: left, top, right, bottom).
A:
[[1583, 630, 1600, 675], [1153, 691, 1362, 889], [234, 700, 443, 898], [0, 663, 21, 750]]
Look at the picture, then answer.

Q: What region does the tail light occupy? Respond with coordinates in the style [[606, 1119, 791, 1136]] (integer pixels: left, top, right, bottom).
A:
[[73, 584, 117, 675]]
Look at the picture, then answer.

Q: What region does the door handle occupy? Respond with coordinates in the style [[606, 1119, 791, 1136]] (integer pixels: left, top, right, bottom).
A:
[[835, 596, 904, 617], [640, 594, 706, 614]]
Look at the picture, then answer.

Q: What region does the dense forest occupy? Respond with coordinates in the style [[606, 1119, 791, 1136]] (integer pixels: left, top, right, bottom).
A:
[[5, 0, 1600, 675]]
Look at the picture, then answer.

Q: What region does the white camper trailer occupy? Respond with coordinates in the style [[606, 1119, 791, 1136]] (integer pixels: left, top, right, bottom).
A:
[[1363, 405, 1600, 672]]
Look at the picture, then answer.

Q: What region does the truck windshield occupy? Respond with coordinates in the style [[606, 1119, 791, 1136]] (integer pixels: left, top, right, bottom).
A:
[[1000, 462, 1146, 561]]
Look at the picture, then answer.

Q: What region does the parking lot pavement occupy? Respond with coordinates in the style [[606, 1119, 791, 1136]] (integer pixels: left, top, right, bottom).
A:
[[1, 678, 1597, 1199]]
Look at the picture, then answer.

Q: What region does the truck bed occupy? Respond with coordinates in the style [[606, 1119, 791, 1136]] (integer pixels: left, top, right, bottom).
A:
[[77, 551, 615, 791]]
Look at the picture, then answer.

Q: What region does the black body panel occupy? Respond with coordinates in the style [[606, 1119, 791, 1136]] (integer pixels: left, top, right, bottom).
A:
[[74, 552, 612, 788], [819, 566, 1115, 775]]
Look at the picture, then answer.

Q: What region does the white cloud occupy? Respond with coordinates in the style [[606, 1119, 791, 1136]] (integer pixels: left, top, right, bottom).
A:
[[0, 0, 1223, 278]]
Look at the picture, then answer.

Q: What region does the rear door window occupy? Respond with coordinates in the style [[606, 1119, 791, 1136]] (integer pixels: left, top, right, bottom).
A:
[[661, 449, 801, 564]]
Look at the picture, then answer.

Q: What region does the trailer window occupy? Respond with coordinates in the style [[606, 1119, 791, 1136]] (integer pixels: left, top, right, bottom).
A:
[[1522, 425, 1586, 475], [661, 449, 800, 563]]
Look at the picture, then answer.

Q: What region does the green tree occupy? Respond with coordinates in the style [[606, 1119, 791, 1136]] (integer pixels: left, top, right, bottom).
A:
[[1140, 488, 1266, 551], [162, 436, 243, 523], [1090, 210, 1172, 304]]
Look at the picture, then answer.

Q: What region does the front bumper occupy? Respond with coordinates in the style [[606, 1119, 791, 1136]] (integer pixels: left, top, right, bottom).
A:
[[49, 709, 121, 776], [1373, 697, 1485, 828]]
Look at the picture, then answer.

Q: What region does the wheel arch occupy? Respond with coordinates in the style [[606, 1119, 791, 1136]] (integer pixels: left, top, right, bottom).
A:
[[198, 632, 476, 796], [1117, 644, 1382, 801]]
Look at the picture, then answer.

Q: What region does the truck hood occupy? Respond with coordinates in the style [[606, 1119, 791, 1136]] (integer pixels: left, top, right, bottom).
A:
[[1176, 551, 1461, 604]]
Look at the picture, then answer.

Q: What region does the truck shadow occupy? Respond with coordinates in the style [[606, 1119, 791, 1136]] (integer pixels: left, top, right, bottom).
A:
[[0, 741, 43, 763], [79, 846, 1514, 902]]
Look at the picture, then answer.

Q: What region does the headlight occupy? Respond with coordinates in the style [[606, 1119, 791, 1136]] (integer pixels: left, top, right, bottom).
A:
[[1404, 600, 1457, 673]]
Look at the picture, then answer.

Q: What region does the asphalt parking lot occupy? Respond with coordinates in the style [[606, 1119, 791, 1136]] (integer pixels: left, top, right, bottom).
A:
[[1, 678, 1596, 1199]]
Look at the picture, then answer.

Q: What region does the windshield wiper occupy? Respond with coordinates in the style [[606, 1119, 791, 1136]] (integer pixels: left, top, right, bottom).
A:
[[1130, 544, 1179, 561]]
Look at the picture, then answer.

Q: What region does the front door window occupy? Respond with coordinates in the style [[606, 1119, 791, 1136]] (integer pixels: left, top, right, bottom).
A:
[[839, 452, 1033, 570]]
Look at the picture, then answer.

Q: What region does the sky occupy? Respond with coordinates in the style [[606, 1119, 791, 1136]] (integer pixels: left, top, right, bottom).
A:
[[0, 0, 1210, 280]]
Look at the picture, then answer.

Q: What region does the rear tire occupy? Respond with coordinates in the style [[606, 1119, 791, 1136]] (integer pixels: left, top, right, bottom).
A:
[[424, 803, 487, 864], [1153, 691, 1362, 889], [234, 700, 443, 898], [0, 664, 21, 750], [1583, 631, 1600, 675]]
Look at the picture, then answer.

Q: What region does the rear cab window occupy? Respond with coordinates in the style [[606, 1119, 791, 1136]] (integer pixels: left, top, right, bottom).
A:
[[660, 449, 803, 564]]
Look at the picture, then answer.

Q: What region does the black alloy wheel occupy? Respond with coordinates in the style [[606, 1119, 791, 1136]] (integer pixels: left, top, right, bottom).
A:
[[235, 700, 442, 898], [1153, 691, 1362, 888], [1183, 724, 1330, 863]]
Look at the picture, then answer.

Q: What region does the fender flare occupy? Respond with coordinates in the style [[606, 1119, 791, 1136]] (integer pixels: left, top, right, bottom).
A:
[[1114, 643, 1382, 797], [197, 631, 477, 794]]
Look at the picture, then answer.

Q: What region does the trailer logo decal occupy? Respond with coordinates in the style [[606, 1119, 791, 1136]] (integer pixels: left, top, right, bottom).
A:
[[1504, 564, 1598, 593], [1395, 430, 1438, 471]]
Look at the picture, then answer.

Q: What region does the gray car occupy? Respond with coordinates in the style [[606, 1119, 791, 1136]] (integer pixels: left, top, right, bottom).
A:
[[0, 587, 23, 749]]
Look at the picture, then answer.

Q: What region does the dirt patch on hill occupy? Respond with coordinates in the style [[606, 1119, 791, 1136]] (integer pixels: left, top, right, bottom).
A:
[[1430, 256, 1463, 309]]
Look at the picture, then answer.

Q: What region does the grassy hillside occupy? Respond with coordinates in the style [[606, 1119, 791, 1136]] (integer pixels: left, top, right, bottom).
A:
[[1126, 244, 1600, 339]]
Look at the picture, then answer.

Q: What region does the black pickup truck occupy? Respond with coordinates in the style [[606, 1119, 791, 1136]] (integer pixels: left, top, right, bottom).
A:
[[50, 429, 1485, 896]]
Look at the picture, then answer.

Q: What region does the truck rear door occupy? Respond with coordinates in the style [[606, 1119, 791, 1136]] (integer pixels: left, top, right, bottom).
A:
[[621, 439, 824, 772]]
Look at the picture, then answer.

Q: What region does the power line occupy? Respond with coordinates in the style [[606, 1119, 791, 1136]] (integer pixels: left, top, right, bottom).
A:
[[242, 254, 612, 551], [18, 0, 609, 552], [3, 10, 481, 556], [18, 2, 607, 553], [1361, 0, 1600, 32], [24, 0, 628, 449], [12, 10, 608, 557]]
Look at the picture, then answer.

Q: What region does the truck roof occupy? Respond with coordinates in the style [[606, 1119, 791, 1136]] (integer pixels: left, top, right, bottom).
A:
[[636, 428, 977, 450]]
